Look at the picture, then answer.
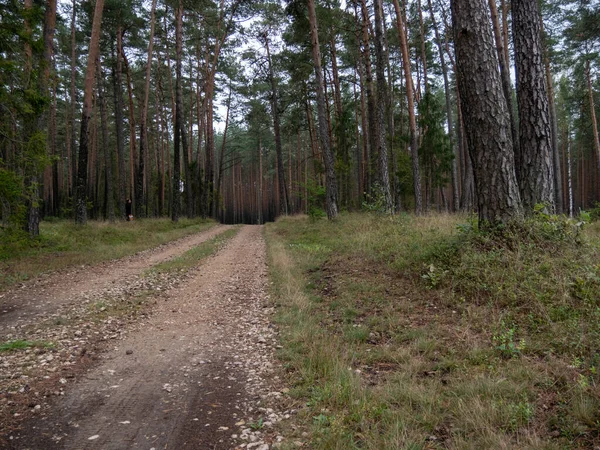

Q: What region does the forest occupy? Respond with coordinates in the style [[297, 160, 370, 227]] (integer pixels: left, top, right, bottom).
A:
[[0, 0, 599, 234]]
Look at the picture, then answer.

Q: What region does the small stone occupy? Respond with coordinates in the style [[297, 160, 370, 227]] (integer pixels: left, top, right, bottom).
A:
[[88, 435, 100, 441], [125, 350, 133, 355]]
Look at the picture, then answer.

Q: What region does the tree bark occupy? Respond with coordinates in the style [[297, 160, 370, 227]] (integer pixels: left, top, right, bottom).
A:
[[97, 58, 115, 222], [264, 32, 289, 216], [373, 0, 392, 212], [113, 27, 126, 218], [75, 0, 104, 225], [308, 0, 338, 219], [392, 0, 423, 214], [539, 13, 563, 214], [136, 0, 158, 217], [428, 0, 459, 211], [453, 0, 523, 226], [587, 60, 600, 200], [172, 1, 183, 223], [488, 0, 521, 182], [512, 0, 555, 212], [359, 0, 376, 197]]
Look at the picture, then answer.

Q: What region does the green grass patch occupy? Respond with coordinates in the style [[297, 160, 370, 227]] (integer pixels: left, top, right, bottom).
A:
[[266, 212, 600, 449], [0, 339, 53, 352], [148, 227, 240, 274], [0, 218, 217, 290]]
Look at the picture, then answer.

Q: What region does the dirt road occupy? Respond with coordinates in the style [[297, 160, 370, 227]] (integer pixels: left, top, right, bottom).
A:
[[1, 226, 291, 450], [0, 225, 229, 338]]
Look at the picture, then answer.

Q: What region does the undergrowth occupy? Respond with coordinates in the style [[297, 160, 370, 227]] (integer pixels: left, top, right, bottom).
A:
[[0, 218, 216, 290], [266, 212, 600, 449]]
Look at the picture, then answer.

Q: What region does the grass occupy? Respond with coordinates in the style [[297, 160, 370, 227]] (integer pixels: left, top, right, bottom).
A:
[[0, 218, 217, 290], [147, 227, 240, 274], [266, 212, 600, 449], [0, 340, 53, 353]]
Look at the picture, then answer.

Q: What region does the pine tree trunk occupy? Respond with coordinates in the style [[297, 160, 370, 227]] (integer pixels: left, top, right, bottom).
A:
[[512, 0, 555, 212], [113, 27, 126, 219], [392, 0, 423, 214], [97, 58, 115, 222], [489, 0, 521, 181], [308, 0, 339, 219], [359, 0, 376, 197], [428, 0, 459, 211], [540, 14, 563, 214], [75, 0, 104, 225], [453, 0, 523, 226], [264, 33, 289, 216], [172, 2, 183, 223], [373, 0, 392, 212], [587, 60, 600, 200], [70, 0, 78, 198], [136, 0, 157, 218]]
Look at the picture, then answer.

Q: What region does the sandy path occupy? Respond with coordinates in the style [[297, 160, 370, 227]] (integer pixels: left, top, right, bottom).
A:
[[9, 226, 282, 450], [0, 225, 229, 337]]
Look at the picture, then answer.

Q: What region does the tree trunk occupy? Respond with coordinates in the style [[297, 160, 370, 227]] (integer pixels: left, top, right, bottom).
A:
[[489, 0, 521, 182], [113, 28, 126, 218], [373, 0, 392, 212], [70, 0, 78, 198], [359, 0, 376, 197], [540, 13, 563, 214], [308, 0, 338, 219], [136, 0, 158, 218], [428, 0, 459, 211], [512, 0, 555, 212], [172, 1, 183, 223], [392, 0, 423, 214], [264, 33, 289, 216], [97, 58, 114, 222], [587, 60, 600, 200], [75, 0, 104, 225], [453, 0, 523, 226]]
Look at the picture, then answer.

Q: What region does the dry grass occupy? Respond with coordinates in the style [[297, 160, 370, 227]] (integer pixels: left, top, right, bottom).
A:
[[266, 212, 600, 449]]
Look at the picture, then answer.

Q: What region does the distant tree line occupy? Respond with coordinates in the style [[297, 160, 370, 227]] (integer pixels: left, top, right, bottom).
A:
[[0, 0, 599, 234]]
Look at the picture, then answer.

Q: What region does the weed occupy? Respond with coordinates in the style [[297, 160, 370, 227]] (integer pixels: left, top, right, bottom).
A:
[[249, 417, 264, 430], [492, 320, 526, 359]]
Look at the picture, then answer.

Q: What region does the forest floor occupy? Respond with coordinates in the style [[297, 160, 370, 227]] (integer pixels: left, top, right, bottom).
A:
[[0, 225, 298, 450]]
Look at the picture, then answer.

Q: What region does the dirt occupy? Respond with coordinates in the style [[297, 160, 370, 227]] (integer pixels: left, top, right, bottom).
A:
[[0, 226, 296, 450]]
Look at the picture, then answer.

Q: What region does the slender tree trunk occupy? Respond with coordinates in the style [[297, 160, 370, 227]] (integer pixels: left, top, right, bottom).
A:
[[540, 14, 563, 213], [453, 0, 523, 225], [373, 0, 392, 212], [359, 0, 377, 197], [586, 61, 600, 200], [172, 1, 183, 223], [113, 29, 126, 218], [214, 86, 232, 218], [264, 33, 289, 216], [512, 0, 555, 212], [308, 0, 338, 219], [97, 58, 114, 222], [70, 0, 78, 198], [136, 0, 158, 217], [392, 0, 423, 214], [75, 0, 104, 225], [428, 0, 459, 211], [122, 52, 137, 205], [489, 0, 521, 181]]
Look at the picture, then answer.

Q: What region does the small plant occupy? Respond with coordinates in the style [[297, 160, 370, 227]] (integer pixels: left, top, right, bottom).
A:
[[492, 320, 525, 358], [249, 417, 264, 430], [506, 398, 535, 431], [421, 263, 448, 289]]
